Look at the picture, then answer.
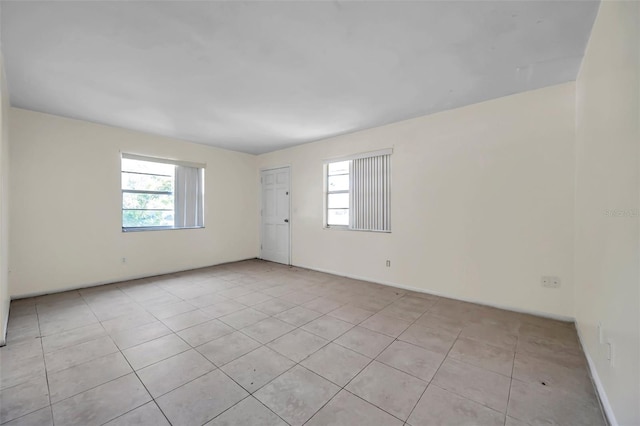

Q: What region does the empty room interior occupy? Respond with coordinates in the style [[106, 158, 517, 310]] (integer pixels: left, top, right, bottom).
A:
[[0, 1, 638, 425]]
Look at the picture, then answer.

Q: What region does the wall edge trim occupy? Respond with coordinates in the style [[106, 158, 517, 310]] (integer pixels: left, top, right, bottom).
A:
[[10, 257, 258, 300], [0, 298, 8, 347], [575, 323, 619, 426], [294, 263, 575, 322]]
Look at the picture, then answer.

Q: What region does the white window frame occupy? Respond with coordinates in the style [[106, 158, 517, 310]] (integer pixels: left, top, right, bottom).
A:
[[323, 148, 392, 232], [121, 153, 206, 232]]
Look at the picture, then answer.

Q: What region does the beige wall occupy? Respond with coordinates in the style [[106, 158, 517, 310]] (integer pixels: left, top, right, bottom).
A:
[[259, 83, 576, 319], [574, 1, 640, 425], [9, 108, 259, 297], [0, 53, 10, 345]]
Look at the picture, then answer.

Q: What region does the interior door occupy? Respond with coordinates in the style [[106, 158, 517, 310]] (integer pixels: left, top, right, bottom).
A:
[[261, 167, 290, 264]]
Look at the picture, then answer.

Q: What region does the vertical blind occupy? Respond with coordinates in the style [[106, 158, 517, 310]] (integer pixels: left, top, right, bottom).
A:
[[175, 165, 204, 228], [349, 151, 391, 231]]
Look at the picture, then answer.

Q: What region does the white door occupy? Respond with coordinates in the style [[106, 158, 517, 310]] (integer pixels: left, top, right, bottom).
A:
[[261, 167, 290, 264]]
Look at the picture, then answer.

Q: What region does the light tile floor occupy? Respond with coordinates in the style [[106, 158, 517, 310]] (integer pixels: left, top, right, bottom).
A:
[[0, 260, 606, 426]]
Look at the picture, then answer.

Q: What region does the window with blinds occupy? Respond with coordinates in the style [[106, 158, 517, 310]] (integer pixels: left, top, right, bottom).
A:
[[121, 153, 205, 231], [325, 149, 391, 232]]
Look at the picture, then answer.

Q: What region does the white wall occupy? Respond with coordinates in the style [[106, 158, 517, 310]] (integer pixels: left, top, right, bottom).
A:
[[9, 108, 258, 297], [259, 83, 576, 319], [574, 1, 640, 425], [0, 53, 10, 345]]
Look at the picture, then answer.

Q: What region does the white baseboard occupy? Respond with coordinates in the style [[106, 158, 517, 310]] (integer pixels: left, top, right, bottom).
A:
[[293, 262, 575, 323], [0, 296, 8, 347], [575, 324, 618, 426], [11, 257, 258, 300]]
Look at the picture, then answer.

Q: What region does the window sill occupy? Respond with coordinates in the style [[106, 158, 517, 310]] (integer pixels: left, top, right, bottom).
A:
[[323, 226, 391, 233], [122, 226, 205, 233]]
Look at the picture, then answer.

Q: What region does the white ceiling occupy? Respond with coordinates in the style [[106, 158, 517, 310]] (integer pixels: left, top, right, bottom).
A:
[[1, 1, 598, 154]]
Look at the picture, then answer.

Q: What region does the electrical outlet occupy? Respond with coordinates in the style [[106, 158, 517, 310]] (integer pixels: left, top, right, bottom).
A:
[[386, 260, 391, 267], [541, 276, 561, 288], [121, 257, 127, 264]]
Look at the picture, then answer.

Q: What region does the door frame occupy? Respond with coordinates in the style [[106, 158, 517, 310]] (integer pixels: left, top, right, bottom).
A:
[[259, 165, 292, 265]]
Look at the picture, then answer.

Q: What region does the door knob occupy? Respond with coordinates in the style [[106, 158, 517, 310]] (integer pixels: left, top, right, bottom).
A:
[[284, 219, 289, 223]]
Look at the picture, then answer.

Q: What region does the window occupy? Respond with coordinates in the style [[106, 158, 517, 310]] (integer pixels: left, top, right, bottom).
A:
[[121, 154, 204, 231], [325, 149, 391, 232]]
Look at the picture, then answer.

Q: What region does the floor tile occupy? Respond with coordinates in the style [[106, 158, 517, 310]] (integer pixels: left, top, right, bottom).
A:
[[460, 323, 518, 351], [44, 336, 119, 373], [517, 335, 586, 369], [137, 349, 216, 397], [104, 401, 169, 426], [240, 318, 296, 344], [278, 291, 318, 304], [302, 315, 354, 340], [407, 385, 504, 426], [219, 308, 270, 329], [414, 313, 468, 334], [0, 350, 46, 391], [376, 340, 444, 382], [51, 374, 151, 426], [255, 365, 340, 426], [41, 323, 107, 353], [138, 294, 182, 310], [122, 334, 190, 370], [346, 361, 426, 420], [39, 308, 98, 337], [301, 343, 371, 387], [156, 369, 248, 426], [0, 376, 50, 424], [274, 306, 322, 327], [108, 321, 172, 350], [100, 311, 157, 334], [334, 326, 394, 358], [302, 297, 343, 314], [205, 396, 286, 426], [221, 346, 295, 393], [512, 351, 595, 400], [360, 313, 411, 337], [398, 324, 458, 354], [219, 286, 254, 299], [252, 298, 297, 315], [48, 352, 132, 403], [161, 309, 212, 332], [505, 416, 529, 426], [2, 406, 53, 426], [177, 319, 234, 347], [307, 390, 403, 426], [378, 303, 425, 322], [3, 261, 605, 426], [197, 331, 261, 366], [507, 379, 605, 426], [186, 293, 229, 309], [0, 337, 43, 362], [327, 305, 375, 324], [449, 337, 515, 376], [267, 329, 328, 362], [200, 300, 247, 318], [432, 358, 511, 412], [234, 292, 273, 306]]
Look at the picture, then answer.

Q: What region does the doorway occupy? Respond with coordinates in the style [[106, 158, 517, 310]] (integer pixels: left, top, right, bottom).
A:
[[260, 167, 290, 264]]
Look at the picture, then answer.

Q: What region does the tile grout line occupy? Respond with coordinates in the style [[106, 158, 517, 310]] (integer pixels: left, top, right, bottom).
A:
[[205, 290, 411, 425], [400, 302, 464, 425], [4, 261, 597, 426], [504, 334, 519, 426], [34, 299, 56, 426], [299, 296, 441, 425], [77, 287, 165, 426]]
